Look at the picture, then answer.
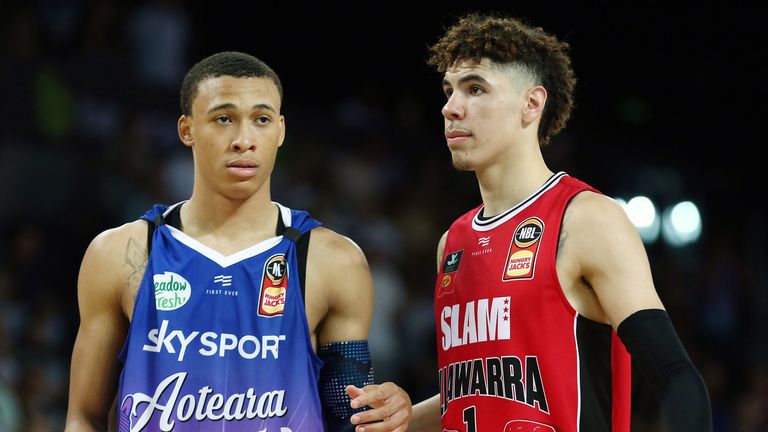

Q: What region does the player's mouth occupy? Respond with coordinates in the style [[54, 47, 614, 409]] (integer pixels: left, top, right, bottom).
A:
[[226, 159, 259, 178], [445, 129, 472, 146]]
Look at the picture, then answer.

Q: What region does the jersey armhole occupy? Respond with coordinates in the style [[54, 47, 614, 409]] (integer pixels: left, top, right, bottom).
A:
[[278, 219, 313, 308], [146, 219, 155, 252], [296, 231, 312, 307]]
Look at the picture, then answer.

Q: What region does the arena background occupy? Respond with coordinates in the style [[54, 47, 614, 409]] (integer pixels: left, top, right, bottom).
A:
[[0, 1, 765, 431]]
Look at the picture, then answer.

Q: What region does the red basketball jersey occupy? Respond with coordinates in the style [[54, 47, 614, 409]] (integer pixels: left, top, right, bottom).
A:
[[435, 172, 631, 432]]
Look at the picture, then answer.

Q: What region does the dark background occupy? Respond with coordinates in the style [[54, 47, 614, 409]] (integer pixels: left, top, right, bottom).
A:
[[0, 1, 766, 431]]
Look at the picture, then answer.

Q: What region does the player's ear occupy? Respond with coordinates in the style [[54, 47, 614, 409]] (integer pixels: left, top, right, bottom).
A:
[[178, 115, 193, 148], [277, 115, 285, 148], [522, 86, 547, 124]]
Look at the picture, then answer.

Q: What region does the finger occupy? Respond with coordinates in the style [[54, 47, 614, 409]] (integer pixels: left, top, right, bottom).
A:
[[350, 385, 388, 409], [353, 410, 409, 432], [350, 401, 401, 425], [350, 406, 387, 425], [346, 384, 365, 399], [360, 384, 380, 393]]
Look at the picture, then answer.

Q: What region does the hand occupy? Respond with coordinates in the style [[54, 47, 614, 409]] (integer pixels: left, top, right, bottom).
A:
[[346, 382, 412, 432]]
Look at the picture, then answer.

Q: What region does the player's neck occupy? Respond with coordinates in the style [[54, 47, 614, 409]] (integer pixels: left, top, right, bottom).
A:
[[475, 150, 553, 217], [181, 185, 278, 251]]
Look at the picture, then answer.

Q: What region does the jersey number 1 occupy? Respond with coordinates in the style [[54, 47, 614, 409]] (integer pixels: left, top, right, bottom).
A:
[[463, 406, 476, 432]]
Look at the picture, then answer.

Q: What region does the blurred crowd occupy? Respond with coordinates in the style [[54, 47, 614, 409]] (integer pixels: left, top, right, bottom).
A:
[[1, 1, 766, 431]]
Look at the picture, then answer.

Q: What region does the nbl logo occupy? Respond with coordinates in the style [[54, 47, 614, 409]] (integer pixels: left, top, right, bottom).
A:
[[503, 217, 544, 281], [513, 218, 543, 247]]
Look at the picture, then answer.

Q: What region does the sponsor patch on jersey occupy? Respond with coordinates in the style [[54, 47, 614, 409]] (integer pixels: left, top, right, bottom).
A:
[[437, 274, 454, 298], [153, 271, 192, 311], [502, 217, 544, 281], [442, 250, 463, 273], [259, 254, 288, 317]]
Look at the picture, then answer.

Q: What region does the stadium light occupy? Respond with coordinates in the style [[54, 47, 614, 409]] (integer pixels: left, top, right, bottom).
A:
[[616, 196, 660, 244], [662, 201, 702, 246]]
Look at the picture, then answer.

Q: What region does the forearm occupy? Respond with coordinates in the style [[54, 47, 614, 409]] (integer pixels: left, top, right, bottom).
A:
[[618, 309, 712, 431], [66, 323, 123, 432], [65, 388, 113, 432], [318, 340, 373, 431], [408, 394, 442, 432], [656, 362, 711, 431]]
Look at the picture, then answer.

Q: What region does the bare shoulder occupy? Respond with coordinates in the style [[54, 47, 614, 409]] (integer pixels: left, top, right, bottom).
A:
[[305, 227, 373, 344], [307, 226, 370, 270], [79, 220, 149, 311], [567, 190, 627, 220], [560, 190, 642, 266], [437, 230, 449, 254], [84, 220, 148, 272], [305, 226, 372, 305], [436, 230, 449, 272], [562, 191, 635, 241]]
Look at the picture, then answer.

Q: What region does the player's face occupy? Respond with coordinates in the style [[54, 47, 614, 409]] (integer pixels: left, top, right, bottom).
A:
[[179, 76, 285, 200], [441, 58, 527, 171]]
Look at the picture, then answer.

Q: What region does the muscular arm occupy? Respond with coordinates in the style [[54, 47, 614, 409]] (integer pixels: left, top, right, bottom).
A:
[[306, 228, 373, 345], [563, 193, 663, 325], [65, 221, 146, 431], [565, 192, 711, 431], [307, 228, 411, 431]]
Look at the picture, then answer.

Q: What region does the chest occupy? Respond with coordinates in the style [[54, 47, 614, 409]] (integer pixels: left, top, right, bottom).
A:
[[436, 215, 606, 325], [439, 216, 556, 300]]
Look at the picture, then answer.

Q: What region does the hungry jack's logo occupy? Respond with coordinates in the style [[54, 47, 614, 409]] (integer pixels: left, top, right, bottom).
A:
[[502, 217, 544, 281], [258, 254, 288, 317]]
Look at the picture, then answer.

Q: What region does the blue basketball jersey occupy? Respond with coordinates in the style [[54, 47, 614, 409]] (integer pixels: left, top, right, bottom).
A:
[[117, 202, 324, 432]]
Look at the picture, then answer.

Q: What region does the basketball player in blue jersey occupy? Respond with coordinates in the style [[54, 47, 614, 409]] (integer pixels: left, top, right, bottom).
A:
[[65, 51, 411, 432]]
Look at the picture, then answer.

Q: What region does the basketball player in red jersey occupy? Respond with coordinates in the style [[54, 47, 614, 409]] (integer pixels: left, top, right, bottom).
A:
[[349, 13, 711, 432]]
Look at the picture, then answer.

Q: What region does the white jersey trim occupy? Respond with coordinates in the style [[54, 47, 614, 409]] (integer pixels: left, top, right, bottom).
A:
[[162, 201, 293, 268], [574, 314, 582, 432], [471, 172, 568, 232]]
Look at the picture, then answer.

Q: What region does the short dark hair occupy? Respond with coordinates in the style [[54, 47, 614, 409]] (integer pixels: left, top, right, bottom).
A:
[[428, 13, 576, 145], [180, 51, 283, 115]]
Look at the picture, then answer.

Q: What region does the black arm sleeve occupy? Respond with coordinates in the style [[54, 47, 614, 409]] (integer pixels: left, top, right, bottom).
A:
[[617, 308, 712, 431], [318, 340, 374, 431]]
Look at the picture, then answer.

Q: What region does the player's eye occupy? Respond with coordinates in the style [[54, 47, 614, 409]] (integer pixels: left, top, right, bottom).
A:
[[469, 86, 483, 95]]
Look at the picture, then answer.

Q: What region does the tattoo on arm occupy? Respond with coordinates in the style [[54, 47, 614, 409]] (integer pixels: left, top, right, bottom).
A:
[[124, 237, 148, 296]]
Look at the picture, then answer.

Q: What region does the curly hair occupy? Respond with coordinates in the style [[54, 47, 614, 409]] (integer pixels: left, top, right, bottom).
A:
[[180, 51, 283, 116], [428, 13, 576, 145]]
